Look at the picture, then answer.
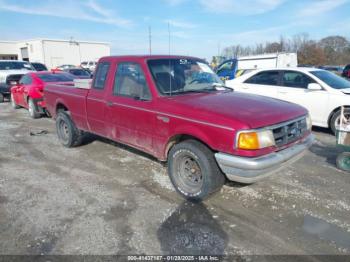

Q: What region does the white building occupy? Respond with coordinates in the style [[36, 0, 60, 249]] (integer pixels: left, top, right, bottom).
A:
[[0, 38, 111, 69]]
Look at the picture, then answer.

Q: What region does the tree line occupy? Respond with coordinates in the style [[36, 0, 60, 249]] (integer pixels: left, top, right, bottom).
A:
[[220, 34, 350, 66]]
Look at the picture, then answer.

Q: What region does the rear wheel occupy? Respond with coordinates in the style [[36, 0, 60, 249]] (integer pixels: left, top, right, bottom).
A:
[[56, 111, 84, 147], [336, 152, 350, 172], [330, 109, 350, 135], [168, 140, 225, 201], [28, 98, 40, 119], [11, 93, 20, 109]]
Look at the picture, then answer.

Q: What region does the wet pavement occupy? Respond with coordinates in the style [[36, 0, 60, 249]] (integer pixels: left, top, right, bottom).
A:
[[0, 103, 350, 256]]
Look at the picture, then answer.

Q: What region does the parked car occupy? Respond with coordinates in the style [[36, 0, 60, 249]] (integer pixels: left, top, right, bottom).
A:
[[53, 64, 76, 71], [11, 72, 74, 118], [342, 64, 350, 79], [226, 68, 350, 134], [31, 62, 48, 71], [80, 61, 97, 71], [45, 55, 313, 201], [0, 60, 34, 102], [318, 65, 344, 76], [63, 68, 92, 79]]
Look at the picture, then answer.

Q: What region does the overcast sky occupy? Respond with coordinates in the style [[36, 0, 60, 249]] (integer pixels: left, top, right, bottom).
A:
[[0, 0, 349, 60]]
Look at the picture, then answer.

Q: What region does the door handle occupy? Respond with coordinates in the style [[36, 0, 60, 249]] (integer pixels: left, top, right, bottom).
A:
[[106, 101, 113, 107], [278, 91, 288, 94]]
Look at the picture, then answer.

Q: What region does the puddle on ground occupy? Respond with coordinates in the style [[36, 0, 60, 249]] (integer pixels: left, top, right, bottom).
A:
[[157, 201, 228, 255], [303, 215, 350, 249]]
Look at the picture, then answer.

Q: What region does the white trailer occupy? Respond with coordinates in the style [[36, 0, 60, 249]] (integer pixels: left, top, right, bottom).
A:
[[237, 52, 298, 70]]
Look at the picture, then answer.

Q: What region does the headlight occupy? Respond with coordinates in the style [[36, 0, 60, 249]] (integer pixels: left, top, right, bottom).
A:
[[306, 114, 312, 130], [237, 130, 275, 150]]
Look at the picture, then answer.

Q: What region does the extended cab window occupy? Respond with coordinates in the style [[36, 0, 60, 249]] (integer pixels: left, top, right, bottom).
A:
[[282, 71, 315, 88], [245, 71, 280, 86], [113, 63, 151, 100], [93, 62, 110, 89]]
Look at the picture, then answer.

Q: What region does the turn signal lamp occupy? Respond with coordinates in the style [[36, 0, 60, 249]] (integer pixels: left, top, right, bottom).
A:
[[237, 130, 275, 150]]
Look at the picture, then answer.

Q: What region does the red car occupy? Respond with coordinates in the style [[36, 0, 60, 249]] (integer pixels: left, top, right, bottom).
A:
[[11, 72, 74, 118], [45, 55, 314, 201]]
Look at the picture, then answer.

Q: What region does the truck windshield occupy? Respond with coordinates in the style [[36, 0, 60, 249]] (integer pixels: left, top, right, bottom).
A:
[[148, 58, 224, 95], [0, 61, 34, 70], [311, 70, 350, 89]]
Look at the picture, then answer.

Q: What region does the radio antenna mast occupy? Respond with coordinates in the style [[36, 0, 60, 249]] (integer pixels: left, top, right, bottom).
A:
[[148, 26, 152, 55], [168, 22, 171, 55]]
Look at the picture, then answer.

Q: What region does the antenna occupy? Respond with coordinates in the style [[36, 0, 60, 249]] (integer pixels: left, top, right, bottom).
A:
[[168, 22, 171, 55], [148, 26, 152, 55], [167, 22, 172, 96]]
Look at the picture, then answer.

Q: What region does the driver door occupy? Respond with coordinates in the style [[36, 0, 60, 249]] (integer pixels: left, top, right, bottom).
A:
[[17, 74, 33, 107], [216, 60, 235, 81], [105, 62, 155, 154]]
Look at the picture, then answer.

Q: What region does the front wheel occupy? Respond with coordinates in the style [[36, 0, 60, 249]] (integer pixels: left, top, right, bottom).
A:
[[0, 93, 4, 103], [56, 112, 84, 148], [168, 140, 225, 201], [330, 109, 350, 135]]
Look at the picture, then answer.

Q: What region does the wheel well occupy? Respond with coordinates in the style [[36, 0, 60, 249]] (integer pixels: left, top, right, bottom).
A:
[[56, 103, 68, 113], [165, 134, 213, 159], [328, 106, 350, 127]]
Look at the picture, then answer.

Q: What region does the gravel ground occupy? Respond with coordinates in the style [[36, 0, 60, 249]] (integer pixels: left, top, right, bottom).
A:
[[0, 102, 349, 256]]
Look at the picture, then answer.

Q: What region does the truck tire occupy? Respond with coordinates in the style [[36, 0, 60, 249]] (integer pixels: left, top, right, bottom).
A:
[[28, 98, 40, 119], [56, 111, 84, 148], [168, 139, 225, 201], [0, 93, 4, 103], [11, 93, 20, 109], [330, 108, 350, 135]]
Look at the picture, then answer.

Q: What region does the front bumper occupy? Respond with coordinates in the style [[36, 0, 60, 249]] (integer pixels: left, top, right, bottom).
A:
[[215, 134, 314, 184]]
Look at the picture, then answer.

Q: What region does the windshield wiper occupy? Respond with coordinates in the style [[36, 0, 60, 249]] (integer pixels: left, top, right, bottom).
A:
[[164, 84, 233, 96], [211, 83, 234, 92], [164, 89, 215, 95]]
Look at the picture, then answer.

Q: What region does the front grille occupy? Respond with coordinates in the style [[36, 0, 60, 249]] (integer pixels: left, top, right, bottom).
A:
[[6, 74, 23, 85], [272, 117, 307, 147]]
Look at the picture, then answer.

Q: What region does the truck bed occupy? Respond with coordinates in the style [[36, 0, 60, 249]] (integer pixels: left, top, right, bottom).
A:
[[44, 84, 90, 131]]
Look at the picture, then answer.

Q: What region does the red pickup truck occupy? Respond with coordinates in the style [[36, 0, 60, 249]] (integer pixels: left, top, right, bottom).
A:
[[45, 55, 314, 201]]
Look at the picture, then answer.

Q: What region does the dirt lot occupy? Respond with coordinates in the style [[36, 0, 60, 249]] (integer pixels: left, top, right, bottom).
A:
[[0, 102, 350, 256]]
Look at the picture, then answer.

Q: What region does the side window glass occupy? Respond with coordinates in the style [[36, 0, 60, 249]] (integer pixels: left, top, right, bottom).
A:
[[217, 61, 233, 74], [113, 63, 151, 100], [283, 71, 315, 88], [20, 75, 32, 85], [93, 62, 110, 89], [245, 71, 279, 86]]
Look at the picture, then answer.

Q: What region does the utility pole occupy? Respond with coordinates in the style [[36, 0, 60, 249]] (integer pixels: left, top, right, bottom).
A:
[[148, 26, 152, 55]]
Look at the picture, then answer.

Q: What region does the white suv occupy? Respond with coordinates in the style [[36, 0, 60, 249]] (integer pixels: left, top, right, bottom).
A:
[[226, 68, 350, 134]]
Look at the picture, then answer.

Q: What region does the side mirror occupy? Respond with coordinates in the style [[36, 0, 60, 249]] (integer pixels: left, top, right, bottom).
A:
[[307, 83, 322, 90]]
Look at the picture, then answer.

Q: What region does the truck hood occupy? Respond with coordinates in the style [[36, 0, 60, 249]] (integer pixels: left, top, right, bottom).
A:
[[161, 91, 307, 129], [0, 69, 33, 83]]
